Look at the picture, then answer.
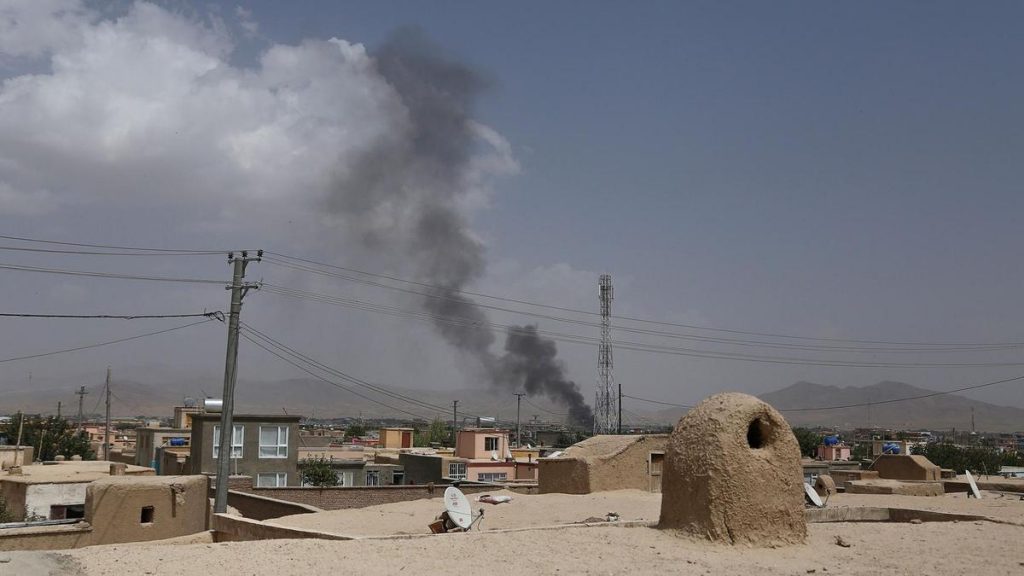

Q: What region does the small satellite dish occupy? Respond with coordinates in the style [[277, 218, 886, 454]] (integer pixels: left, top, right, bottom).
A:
[[804, 482, 824, 508], [444, 486, 474, 529], [965, 470, 982, 499], [490, 450, 498, 461]]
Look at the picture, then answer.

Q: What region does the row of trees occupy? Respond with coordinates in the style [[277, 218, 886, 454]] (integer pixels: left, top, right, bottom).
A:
[[0, 414, 95, 462], [911, 442, 1023, 474]]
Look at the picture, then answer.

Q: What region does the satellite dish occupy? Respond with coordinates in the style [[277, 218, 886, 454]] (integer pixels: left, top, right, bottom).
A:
[[444, 486, 474, 529], [965, 470, 982, 499], [804, 482, 824, 508], [490, 450, 498, 461]]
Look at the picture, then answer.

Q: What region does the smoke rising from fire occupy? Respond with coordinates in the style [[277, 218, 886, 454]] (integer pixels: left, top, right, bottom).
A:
[[330, 30, 593, 427]]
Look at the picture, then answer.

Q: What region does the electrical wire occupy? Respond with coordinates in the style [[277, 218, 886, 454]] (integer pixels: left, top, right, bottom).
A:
[[0, 245, 222, 256], [0, 312, 223, 320], [240, 322, 530, 427], [0, 262, 226, 284], [621, 394, 693, 409], [0, 233, 230, 254], [0, 318, 217, 363], [265, 251, 1024, 348], [237, 329, 438, 421], [264, 260, 1021, 354], [261, 283, 1024, 368], [619, 373, 1024, 413]]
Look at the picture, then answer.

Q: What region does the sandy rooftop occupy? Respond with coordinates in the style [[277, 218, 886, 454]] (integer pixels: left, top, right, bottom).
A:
[[4, 488, 1024, 575]]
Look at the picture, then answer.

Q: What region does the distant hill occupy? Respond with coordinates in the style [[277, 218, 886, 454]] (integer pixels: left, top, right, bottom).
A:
[[0, 376, 571, 426], [645, 381, 1024, 433], [758, 380, 1024, 432]]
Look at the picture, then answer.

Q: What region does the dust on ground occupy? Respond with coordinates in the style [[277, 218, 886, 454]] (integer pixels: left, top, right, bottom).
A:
[[9, 487, 1024, 575], [58, 520, 1024, 576], [268, 489, 660, 536]]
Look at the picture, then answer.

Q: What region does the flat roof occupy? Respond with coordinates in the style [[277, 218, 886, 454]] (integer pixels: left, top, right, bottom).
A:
[[192, 414, 301, 422], [0, 461, 154, 484]]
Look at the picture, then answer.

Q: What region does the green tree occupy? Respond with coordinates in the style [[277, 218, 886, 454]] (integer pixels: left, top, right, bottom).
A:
[[791, 427, 823, 458], [299, 457, 339, 487], [415, 418, 449, 447], [912, 442, 1009, 475], [344, 423, 366, 440], [0, 413, 94, 462]]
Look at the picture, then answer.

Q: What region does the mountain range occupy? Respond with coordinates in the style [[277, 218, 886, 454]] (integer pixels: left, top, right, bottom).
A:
[[649, 381, 1024, 433], [3, 377, 1022, 433]]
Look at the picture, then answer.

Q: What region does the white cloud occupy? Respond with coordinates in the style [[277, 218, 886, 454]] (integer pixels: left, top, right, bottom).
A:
[[235, 5, 258, 37], [0, 0, 93, 60]]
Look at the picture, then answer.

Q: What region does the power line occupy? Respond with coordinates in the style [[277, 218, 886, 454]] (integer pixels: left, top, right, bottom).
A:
[[261, 283, 1024, 368], [0, 233, 230, 254], [237, 329, 436, 421], [778, 373, 1024, 412], [0, 262, 225, 284], [0, 312, 222, 320], [265, 252, 1022, 348], [239, 323, 456, 415], [619, 373, 1024, 413], [0, 245, 222, 256], [238, 322, 522, 425], [0, 318, 216, 364], [621, 394, 693, 409]]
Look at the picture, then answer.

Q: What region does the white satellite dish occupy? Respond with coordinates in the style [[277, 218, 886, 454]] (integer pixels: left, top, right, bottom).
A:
[[444, 486, 475, 529], [490, 450, 498, 461], [804, 482, 824, 508], [965, 470, 982, 499]]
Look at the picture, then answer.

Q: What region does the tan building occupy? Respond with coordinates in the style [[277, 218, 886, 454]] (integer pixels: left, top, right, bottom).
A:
[[0, 446, 32, 470], [0, 474, 208, 551], [379, 427, 415, 449], [539, 434, 668, 494], [173, 405, 204, 429], [0, 461, 154, 521]]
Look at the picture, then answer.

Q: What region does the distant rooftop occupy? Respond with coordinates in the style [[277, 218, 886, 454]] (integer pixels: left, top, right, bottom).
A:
[[0, 461, 154, 484]]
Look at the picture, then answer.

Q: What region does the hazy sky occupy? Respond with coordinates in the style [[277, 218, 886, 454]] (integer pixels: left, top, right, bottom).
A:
[[2, 0, 1023, 421]]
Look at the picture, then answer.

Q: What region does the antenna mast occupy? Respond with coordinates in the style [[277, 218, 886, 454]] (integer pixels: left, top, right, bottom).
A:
[[595, 274, 616, 434]]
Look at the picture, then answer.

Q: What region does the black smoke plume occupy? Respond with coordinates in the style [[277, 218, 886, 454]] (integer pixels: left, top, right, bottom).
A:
[[327, 29, 592, 427]]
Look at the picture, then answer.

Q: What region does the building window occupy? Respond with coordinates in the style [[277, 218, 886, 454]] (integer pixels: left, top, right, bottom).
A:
[[484, 437, 499, 451], [392, 471, 404, 485], [213, 425, 244, 459], [365, 470, 380, 486], [257, 473, 288, 487], [448, 462, 467, 480], [259, 425, 289, 458], [334, 471, 354, 486], [477, 472, 508, 482], [140, 506, 154, 524]]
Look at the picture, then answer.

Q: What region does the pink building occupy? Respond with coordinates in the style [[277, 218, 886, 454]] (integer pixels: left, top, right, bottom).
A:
[[816, 444, 851, 461], [453, 429, 537, 483]]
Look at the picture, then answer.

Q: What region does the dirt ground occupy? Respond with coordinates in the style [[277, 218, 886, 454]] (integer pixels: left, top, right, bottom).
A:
[[268, 489, 662, 536], [5, 488, 1024, 575]]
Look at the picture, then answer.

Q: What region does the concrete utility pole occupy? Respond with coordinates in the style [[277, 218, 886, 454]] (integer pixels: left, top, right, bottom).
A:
[[214, 250, 261, 514], [57, 401, 61, 419], [514, 393, 524, 447], [103, 367, 111, 461], [451, 400, 459, 447], [75, 386, 88, 431], [617, 383, 622, 434]]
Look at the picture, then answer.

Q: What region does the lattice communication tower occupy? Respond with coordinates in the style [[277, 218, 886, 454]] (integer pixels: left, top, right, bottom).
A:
[[594, 274, 616, 434]]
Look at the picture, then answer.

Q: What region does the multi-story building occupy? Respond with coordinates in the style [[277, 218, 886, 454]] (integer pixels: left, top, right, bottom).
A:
[[188, 413, 301, 487]]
